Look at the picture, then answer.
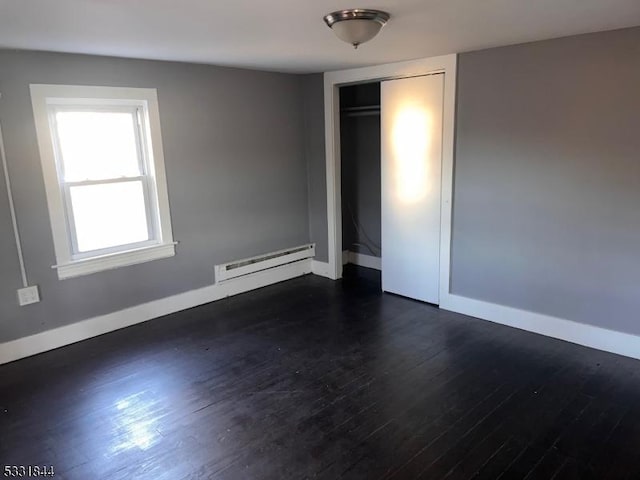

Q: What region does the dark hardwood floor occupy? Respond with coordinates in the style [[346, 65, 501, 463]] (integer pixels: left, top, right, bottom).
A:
[[2, 266, 640, 479]]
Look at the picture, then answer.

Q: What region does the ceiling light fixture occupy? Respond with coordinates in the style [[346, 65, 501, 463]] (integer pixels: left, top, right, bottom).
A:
[[323, 9, 390, 49]]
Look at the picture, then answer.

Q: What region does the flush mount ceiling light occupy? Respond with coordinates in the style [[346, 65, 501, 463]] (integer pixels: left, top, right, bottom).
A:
[[323, 9, 390, 49]]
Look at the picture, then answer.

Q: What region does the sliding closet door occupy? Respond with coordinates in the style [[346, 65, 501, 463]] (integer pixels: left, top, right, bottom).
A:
[[381, 74, 444, 303]]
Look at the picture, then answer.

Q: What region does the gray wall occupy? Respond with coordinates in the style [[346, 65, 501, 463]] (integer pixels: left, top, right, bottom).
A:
[[302, 74, 328, 261], [452, 26, 640, 335], [0, 50, 310, 343]]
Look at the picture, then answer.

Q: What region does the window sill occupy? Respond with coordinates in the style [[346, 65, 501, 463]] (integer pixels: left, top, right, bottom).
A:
[[54, 242, 176, 280]]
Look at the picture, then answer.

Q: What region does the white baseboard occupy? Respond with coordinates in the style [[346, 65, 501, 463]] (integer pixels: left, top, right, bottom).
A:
[[342, 250, 349, 266], [311, 260, 332, 279], [0, 259, 312, 365], [347, 251, 381, 271], [440, 293, 640, 361]]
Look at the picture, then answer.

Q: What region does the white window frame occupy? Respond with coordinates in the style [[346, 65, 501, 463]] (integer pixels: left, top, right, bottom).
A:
[[30, 84, 175, 280]]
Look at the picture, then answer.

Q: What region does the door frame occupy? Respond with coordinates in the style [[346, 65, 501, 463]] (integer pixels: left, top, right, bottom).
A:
[[323, 54, 457, 303]]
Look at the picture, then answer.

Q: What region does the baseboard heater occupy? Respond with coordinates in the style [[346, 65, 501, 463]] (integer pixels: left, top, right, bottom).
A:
[[214, 244, 315, 282]]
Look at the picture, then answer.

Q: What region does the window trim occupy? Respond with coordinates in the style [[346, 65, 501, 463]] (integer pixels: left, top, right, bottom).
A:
[[30, 84, 175, 280]]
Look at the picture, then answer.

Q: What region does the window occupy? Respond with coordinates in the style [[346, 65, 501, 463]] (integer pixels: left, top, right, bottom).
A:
[[31, 85, 175, 279]]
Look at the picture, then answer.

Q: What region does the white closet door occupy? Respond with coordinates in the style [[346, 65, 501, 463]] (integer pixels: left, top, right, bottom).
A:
[[381, 74, 444, 303]]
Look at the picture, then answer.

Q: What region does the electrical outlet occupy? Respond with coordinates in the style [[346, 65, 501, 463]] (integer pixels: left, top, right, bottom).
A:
[[17, 285, 40, 306]]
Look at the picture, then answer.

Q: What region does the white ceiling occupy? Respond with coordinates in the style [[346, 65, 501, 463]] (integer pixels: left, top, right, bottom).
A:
[[1, 0, 639, 73]]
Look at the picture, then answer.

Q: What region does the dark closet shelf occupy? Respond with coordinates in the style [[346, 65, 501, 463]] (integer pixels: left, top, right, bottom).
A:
[[341, 105, 380, 117]]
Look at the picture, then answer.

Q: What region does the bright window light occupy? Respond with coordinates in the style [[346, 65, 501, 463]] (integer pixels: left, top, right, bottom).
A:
[[55, 111, 141, 182], [69, 181, 150, 252]]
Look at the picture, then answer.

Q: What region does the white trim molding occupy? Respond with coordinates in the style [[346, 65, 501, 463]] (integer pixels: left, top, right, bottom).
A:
[[0, 259, 312, 365], [440, 294, 640, 361], [323, 54, 457, 284]]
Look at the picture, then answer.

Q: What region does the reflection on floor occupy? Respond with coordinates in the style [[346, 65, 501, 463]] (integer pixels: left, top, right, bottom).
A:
[[2, 265, 640, 479]]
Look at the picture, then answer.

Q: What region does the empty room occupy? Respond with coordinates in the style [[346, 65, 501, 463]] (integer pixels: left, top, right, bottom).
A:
[[1, 1, 640, 478]]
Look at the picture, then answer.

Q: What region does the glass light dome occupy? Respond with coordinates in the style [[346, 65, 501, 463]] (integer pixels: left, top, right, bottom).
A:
[[324, 9, 390, 49]]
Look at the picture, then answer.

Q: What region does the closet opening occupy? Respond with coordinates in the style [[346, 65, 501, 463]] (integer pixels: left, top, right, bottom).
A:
[[337, 74, 445, 303], [339, 82, 382, 286]]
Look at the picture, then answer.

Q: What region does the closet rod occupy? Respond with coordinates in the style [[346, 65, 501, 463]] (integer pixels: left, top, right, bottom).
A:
[[341, 105, 380, 117]]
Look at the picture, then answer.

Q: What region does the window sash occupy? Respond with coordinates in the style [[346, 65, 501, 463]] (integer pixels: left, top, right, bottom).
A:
[[48, 105, 161, 259], [49, 105, 147, 182], [62, 177, 158, 259]]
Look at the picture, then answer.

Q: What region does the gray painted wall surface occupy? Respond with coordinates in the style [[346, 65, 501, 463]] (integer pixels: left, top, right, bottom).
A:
[[452, 27, 640, 335], [0, 50, 309, 342], [302, 74, 327, 261]]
